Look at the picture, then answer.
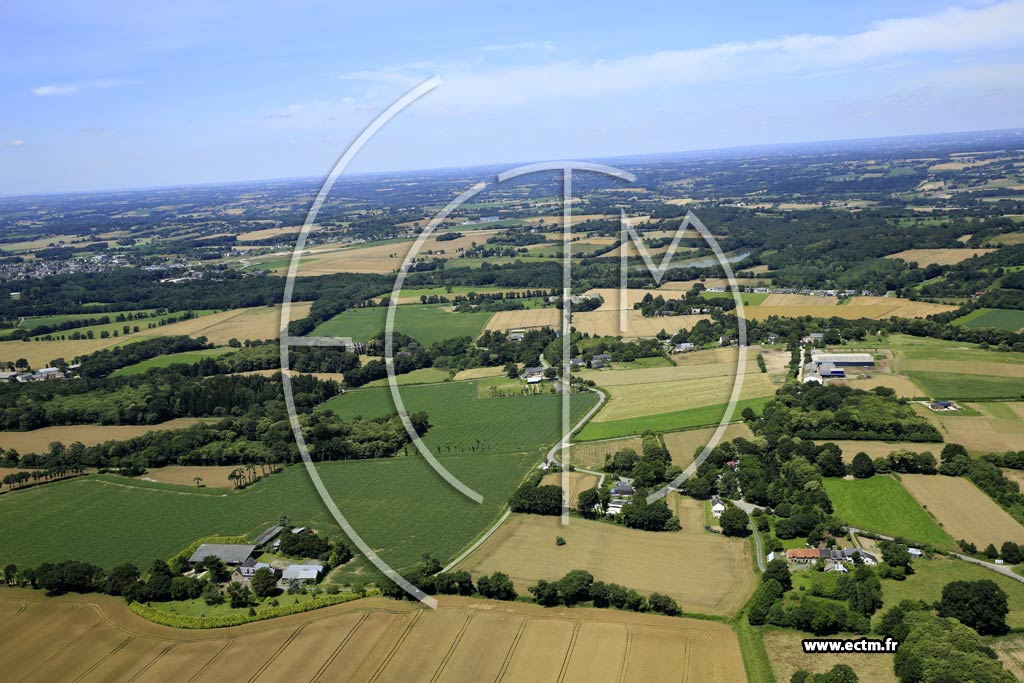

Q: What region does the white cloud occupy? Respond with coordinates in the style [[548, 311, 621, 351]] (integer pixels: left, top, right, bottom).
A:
[[480, 41, 556, 53], [31, 79, 133, 97], [6, 140, 26, 147], [371, 1, 1024, 113]]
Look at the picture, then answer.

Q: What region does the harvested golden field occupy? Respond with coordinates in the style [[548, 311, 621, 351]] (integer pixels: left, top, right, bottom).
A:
[[843, 373, 924, 398], [995, 635, 1024, 682], [280, 231, 500, 275], [811, 440, 934, 463], [455, 513, 756, 616], [582, 287, 683, 312], [918, 402, 1024, 454], [526, 213, 609, 227], [541, 471, 600, 506], [0, 590, 747, 683], [0, 303, 311, 368], [743, 298, 957, 321], [236, 225, 302, 241], [573, 310, 709, 338], [657, 277, 768, 290], [485, 308, 560, 331], [988, 231, 1024, 246], [761, 293, 837, 307], [452, 366, 507, 381], [664, 424, 755, 469], [136, 465, 269, 489], [0, 419, 212, 453], [900, 474, 1024, 548], [898, 358, 1024, 378], [1003, 468, 1024, 490], [233, 369, 347, 383], [569, 436, 644, 469], [885, 248, 996, 266], [764, 629, 897, 683], [579, 347, 746, 387]]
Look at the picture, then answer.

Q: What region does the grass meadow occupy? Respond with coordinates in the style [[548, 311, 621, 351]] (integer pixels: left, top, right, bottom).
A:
[[822, 476, 953, 548], [312, 304, 493, 346], [112, 347, 236, 375], [955, 307, 1024, 331], [574, 396, 770, 441]]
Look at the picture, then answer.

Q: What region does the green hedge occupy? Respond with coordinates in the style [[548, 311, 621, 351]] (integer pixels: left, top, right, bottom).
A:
[[129, 590, 376, 629]]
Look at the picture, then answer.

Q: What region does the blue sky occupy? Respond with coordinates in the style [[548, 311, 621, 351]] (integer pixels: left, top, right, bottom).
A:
[[2, 0, 1024, 195]]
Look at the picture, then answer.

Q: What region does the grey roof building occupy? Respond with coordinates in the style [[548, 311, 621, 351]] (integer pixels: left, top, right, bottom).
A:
[[188, 543, 257, 565]]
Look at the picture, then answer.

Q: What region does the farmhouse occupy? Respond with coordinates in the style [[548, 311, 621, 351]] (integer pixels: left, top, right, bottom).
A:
[[253, 524, 284, 547], [238, 557, 277, 578], [523, 366, 545, 383], [786, 548, 820, 564], [188, 543, 257, 566], [711, 496, 726, 518], [611, 480, 635, 497], [673, 342, 695, 353]]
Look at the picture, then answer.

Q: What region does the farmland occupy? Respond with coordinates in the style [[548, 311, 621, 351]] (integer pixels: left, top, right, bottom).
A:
[[322, 381, 599, 458], [899, 474, 1024, 548], [884, 247, 996, 266], [454, 509, 757, 616], [821, 476, 953, 548], [996, 636, 1024, 681], [763, 629, 897, 683], [312, 305, 493, 346], [663, 423, 755, 469], [136, 465, 251, 489], [915, 402, 1024, 453], [484, 308, 560, 332], [0, 591, 747, 683], [568, 436, 644, 469], [909, 372, 1024, 400], [573, 310, 709, 338], [113, 347, 235, 375], [0, 453, 534, 571], [0, 419, 213, 453], [575, 397, 771, 441], [882, 556, 1024, 629], [955, 307, 1024, 331], [540, 471, 600, 506], [0, 303, 311, 368]]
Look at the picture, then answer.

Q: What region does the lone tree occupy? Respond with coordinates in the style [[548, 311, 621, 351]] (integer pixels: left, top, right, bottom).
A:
[[851, 452, 875, 478], [577, 487, 601, 519], [250, 567, 277, 598], [719, 506, 750, 537], [938, 579, 1010, 635]]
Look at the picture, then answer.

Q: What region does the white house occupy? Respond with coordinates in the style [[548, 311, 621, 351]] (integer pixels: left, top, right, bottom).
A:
[[711, 497, 726, 518]]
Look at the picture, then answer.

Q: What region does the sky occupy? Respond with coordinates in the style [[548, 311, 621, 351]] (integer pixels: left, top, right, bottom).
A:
[[2, 0, 1024, 195]]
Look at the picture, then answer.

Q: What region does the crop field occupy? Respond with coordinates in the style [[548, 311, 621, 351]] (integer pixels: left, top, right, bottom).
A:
[[136, 465, 244, 489], [891, 333, 1024, 368], [363, 367, 452, 386], [882, 556, 1024, 629], [278, 231, 501, 275], [761, 293, 837, 307], [663, 423, 754, 469], [113, 347, 235, 375], [568, 436, 644, 469], [702, 290, 770, 306], [451, 365, 506, 381], [582, 287, 685, 312], [911, 403, 1024, 454], [908, 371, 1022, 401], [0, 418, 213, 454], [899, 474, 1024, 548], [763, 629, 897, 683], [742, 298, 958, 321], [484, 308, 560, 332], [593, 372, 775, 423], [0, 452, 534, 571], [378, 285, 535, 305], [955, 307, 1024, 331], [811, 440, 933, 462], [454, 512, 757, 616], [884, 247, 996, 265], [0, 591, 746, 683], [996, 636, 1024, 681], [577, 347, 744, 387], [575, 397, 771, 441], [540, 471, 600, 506], [842, 373, 924, 398], [313, 304, 493, 346], [28, 309, 218, 341], [11, 309, 159, 333], [322, 381, 598, 458], [235, 225, 302, 241], [821, 476, 953, 548], [573, 310, 709, 338]]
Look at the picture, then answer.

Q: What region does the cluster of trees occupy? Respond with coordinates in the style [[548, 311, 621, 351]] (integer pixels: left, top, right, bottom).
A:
[[379, 554, 517, 601], [633, 285, 737, 317], [529, 569, 682, 615], [751, 384, 943, 442], [790, 666, 859, 683], [509, 470, 563, 516], [602, 432, 680, 488]]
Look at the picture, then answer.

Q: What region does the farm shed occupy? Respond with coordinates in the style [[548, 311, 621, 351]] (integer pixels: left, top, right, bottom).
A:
[[282, 563, 323, 583], [254, 525, 284, 547], [809, 351, 875, 367], [188, 543, 257, 566]]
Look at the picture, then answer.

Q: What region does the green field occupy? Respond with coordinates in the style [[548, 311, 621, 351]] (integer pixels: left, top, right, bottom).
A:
[[881, 556, 1024, 629], [890, 333, 1024, 366], [312, 304, 493, 346], [822, 476, 953, 548], [954, 308, 1024, 331], [573, 396, 770, 441], [16, 309, 160, 332], [702, 291, 770, 306], [0, 454, 534, 573], [364, 367, 452, 387], [323, 380, 598, 457], [113, 347, 236, 376], [909, 371, 1024, 400]]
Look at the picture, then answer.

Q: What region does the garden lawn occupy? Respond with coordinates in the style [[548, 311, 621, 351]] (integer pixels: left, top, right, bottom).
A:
[[822, 476, 953, 549]]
